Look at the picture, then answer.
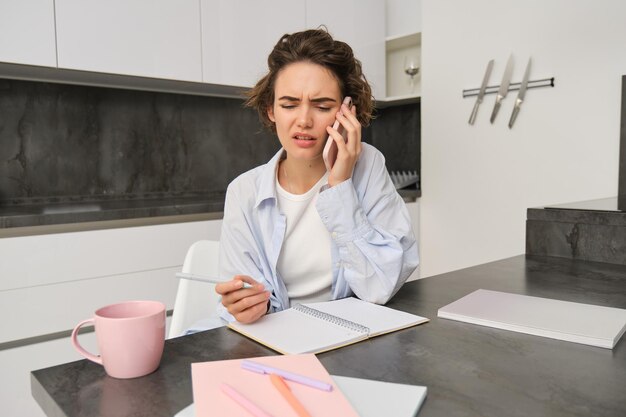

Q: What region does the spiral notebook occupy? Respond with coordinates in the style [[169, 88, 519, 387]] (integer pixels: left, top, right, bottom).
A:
[[227, 297, 429, 354]]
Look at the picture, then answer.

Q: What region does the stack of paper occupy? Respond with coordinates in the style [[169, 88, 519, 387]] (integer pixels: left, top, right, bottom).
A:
[[438, 289, 626, 349], [187, 354, 427, 417]]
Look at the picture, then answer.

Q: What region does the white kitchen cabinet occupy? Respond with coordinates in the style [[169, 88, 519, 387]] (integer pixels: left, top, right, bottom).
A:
[[55, 0, 202, 82], [0, 0, 56, 67], [385, 0, 421, 38], [0, 218, 222, 417], [200, 0, 305, 87], [0, 317, 171, 417], [0, 219, 222, 344], [305, 0, 386, 100]]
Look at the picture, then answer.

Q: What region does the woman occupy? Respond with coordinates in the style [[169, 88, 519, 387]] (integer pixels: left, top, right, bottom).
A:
[[216, 28, 418, 323]]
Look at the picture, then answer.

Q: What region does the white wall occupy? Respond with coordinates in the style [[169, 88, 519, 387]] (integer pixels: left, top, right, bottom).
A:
[[420, 0, 624, 277]]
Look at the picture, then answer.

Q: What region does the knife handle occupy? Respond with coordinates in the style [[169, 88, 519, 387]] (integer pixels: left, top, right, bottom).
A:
[[508, 101, 522, 129], [490, 96, 502, 124], [468, 100, 481, 125]]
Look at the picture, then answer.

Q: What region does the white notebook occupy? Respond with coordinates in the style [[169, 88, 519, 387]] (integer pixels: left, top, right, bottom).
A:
[[174, 375, 427, 417], [438, 289, 626, 349], [228, 297, 429, 354]]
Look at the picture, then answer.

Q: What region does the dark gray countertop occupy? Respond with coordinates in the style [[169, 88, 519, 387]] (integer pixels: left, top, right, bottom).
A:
[[0, 189, 420, 231], [542, 197, 622, 212], [31, 254, 626, 417], [0, 192, 226, 229], [529, 197, 626, 226]]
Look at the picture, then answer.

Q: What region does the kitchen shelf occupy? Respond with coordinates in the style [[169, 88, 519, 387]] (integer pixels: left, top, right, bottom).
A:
[[386, 32, 421, 51], [376, 94, 420, 108], [385, 31, 421, 100]]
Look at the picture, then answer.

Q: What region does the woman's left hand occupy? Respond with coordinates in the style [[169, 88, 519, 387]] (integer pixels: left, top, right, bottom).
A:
[[327, 102, 362, 187]]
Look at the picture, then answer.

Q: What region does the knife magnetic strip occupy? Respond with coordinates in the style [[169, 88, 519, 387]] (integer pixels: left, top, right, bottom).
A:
[[463, 77, 554, 98]]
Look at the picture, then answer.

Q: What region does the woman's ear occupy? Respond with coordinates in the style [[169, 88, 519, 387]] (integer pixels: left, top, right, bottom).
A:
[[267, 106, 275, 123]]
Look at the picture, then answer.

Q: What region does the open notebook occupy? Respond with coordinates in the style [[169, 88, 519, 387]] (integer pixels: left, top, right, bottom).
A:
[[228, 297, 429, 354], [438, 289, 626, 349]]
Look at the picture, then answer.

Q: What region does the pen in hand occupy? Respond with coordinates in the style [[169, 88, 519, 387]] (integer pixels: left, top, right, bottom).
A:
[[270, 374, 313, 417], [176, 272, 253, 288]]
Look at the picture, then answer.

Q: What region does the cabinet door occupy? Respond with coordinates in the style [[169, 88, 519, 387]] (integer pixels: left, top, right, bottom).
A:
[[201, 0, 305, 87], [386, 0, 421, 37], [305, 0, 386, 99], [0, 0, 56, 67], [55, 0, 202, 82], [0, 219, 221, 343]]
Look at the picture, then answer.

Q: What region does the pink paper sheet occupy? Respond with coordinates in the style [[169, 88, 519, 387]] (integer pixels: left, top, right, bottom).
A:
[[191, 354, 359, 417]]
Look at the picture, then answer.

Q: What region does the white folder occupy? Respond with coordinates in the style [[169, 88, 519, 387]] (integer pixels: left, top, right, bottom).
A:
[[438, 289, 626, 349]]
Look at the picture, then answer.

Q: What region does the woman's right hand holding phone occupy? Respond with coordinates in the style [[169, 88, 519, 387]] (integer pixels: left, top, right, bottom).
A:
[[326, 100, 362, 187], [215, 275, 270, 323]]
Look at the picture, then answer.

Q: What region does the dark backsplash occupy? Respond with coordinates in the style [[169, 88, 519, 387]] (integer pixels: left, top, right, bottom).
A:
[[0, 78, 419, 204], [364, 102, 421, 174]]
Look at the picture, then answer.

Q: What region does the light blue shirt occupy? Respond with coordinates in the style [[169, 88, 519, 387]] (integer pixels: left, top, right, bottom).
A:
[[218, 143, 419, 321]]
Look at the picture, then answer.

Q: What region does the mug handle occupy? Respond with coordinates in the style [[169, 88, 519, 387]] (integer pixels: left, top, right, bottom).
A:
[[71, 318, 102, 365]]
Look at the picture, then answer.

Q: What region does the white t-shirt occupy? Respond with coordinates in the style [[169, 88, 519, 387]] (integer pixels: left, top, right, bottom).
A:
[[275, 171, 333, 304]]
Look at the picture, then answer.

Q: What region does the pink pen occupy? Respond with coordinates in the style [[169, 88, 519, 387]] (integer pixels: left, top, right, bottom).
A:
[[220, 383, 274, 417]]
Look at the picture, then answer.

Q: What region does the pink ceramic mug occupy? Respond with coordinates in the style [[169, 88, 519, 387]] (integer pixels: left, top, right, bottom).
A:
[[71, 300, 166, 379]]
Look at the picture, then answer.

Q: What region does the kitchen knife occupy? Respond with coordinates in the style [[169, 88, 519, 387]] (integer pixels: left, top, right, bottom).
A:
[[508, 58, 532, 129], [489, 54, 514, 123], [468, 59, 494, 125]]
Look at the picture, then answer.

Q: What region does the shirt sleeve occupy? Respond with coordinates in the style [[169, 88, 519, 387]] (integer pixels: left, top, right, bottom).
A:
[[315, 148, 419, 304], [217, 182, 276, 322]]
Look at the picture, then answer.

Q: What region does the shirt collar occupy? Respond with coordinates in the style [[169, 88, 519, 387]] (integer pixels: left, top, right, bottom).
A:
[[254, 147, 286, 208]]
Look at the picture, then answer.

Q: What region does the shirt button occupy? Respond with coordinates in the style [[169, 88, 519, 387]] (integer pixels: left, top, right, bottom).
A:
[[331, 232, 337, 238]]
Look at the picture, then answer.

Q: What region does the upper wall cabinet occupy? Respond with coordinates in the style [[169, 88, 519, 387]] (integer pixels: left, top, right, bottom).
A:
[[201, 0, 305, 87], [306, 0, 386, 100], [55, 0, 202, 82], [385, 0, 421, 38], [0, 0, 57, 67]]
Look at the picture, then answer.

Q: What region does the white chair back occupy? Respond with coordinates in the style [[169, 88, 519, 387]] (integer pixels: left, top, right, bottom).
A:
[[168, 240, 222, 338]]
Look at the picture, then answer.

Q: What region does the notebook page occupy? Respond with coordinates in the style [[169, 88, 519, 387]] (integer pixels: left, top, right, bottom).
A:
[[304, 297, 429, 337], [228, 307, 367, 354]]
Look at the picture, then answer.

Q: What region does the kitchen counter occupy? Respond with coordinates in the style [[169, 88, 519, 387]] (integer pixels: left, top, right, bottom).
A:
[[0, 192, 226, 231], [526, 197, 626, 265], [0, 189, 420, 235]]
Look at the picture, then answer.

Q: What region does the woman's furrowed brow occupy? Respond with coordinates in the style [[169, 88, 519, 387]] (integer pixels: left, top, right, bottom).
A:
[[311, 97, 337, 104], [277, 96, 337, 104], [277, 96, 300, 102]]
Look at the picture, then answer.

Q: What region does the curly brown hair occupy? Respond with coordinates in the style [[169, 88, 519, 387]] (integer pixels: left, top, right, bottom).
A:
[[244, 28, 374, 132]]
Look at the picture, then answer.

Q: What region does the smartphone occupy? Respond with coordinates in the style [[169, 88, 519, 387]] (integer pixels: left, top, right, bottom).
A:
[[322, 96, 353, 171]]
